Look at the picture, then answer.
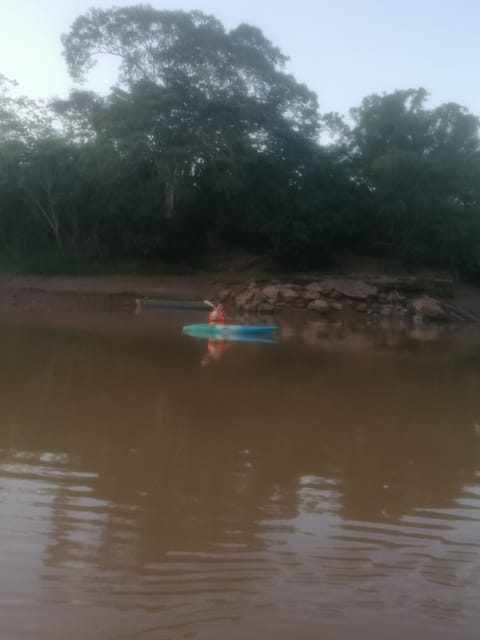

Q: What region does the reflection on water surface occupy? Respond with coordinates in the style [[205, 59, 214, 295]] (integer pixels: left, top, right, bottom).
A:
[[0, 311, 479, 639]]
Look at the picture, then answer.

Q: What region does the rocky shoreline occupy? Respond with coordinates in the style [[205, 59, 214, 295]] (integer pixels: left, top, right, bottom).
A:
[[0, 273, 479, 326], [218, 277, 478, 325]]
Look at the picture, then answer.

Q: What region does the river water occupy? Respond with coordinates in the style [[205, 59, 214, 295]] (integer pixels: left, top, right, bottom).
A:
[[0, 310, 479, 639]]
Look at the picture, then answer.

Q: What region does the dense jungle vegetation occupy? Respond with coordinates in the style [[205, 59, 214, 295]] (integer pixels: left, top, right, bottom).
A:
[[1, 6, 480, 276]]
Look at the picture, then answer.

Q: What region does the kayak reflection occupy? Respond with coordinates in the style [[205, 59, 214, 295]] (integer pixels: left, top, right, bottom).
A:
[[201, 338, 226, 367]]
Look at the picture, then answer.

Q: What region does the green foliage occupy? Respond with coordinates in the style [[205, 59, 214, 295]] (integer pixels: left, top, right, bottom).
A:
[[344, 89, 480, 272], [0, 7, 479, 277]]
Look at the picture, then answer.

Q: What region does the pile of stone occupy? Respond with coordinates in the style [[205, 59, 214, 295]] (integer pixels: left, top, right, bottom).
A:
[[218, 278, 454, 324]]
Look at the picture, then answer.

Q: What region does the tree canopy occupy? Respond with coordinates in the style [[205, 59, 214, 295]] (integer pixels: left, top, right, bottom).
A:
[[1, 5, 480, 276]]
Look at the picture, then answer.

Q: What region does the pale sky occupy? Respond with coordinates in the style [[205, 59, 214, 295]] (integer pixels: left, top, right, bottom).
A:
[[1, 0, 479, 116]]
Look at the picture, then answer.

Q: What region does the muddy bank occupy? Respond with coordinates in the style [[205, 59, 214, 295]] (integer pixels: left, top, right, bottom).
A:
[[0, 274, 220, 313], [0, 272, 479, 327]]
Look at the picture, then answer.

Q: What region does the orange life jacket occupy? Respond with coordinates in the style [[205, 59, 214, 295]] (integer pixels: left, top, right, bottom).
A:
[[208, 307, 225, 323]]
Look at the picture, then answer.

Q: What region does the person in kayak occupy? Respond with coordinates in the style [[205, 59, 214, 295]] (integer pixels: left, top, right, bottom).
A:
[[208, 303, 226, 324], [201, 301, 227, 366]]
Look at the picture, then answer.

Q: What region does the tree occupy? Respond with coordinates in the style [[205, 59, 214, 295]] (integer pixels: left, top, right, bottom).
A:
[[0, 74, 52, 145], [346, 89, 480, 269], [62, 7, 317, 132], [2, 8, 480, 275], [62, 6, 319, 221], [50, 89, 104, 144]]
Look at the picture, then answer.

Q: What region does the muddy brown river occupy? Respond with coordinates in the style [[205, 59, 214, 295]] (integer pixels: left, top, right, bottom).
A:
[[0, 310, 479, 639]]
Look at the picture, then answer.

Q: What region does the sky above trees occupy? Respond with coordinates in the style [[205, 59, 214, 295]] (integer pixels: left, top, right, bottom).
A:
[[1, 0, 479, 117]]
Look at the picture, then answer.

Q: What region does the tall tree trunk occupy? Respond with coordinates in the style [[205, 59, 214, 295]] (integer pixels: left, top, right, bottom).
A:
[[164, 161, 179, 219], [28, 177, 62, 250]]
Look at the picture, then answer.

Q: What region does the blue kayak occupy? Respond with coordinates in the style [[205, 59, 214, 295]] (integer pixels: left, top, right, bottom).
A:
[[183, 324, 278, 343]]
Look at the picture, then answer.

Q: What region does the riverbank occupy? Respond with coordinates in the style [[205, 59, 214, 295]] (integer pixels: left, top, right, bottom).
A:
[[0, 271, 479, 326]]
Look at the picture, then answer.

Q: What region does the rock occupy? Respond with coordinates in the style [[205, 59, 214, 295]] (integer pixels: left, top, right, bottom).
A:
[[235, 289, 255, 308], [380, 305, 393, 317], [284, 283, 303, 292], [304, 281, 324, 293], [323, 278, 378, 300], [331, 302, 344, 311], [356, 303, 368, 313], [386, 290, 405, 303], [398, 307, 411, 317], [280, 287, 299, 302], [317, 280, 334, 295], [308, 299, 330, 314], [262, 285, 280, 303], [293, 299, 307, 308], [235, 288, 264, 309], [328, 291, 342, 300], [303, 288, 322, 301], [251, 291, 265, 305], [258, 302, 275, 313], [411, 296, 447, 321], [218, 288, 232, 302], [243, 292, 264, 312]]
